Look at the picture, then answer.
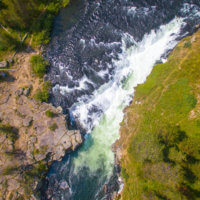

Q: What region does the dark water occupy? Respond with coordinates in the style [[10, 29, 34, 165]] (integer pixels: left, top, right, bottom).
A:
[[42, 0, 200, 199]]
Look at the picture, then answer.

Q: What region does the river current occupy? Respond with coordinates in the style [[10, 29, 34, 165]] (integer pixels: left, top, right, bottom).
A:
[[42, 0, 200, 199]]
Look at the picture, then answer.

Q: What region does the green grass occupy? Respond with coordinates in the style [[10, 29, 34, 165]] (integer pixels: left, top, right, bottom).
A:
[[30, 55, 49, 78], [120, 31, 200, 200], [34, 81, 52, 102], [184, 41, 192, 48], [45, 110, 55, 118], [1, 166, 18, 176], [49, 123, 58, 131]]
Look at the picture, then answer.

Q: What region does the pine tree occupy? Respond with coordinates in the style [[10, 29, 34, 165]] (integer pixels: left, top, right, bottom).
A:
[[0, 0, 40, 31], [0, 29, 20, 50]]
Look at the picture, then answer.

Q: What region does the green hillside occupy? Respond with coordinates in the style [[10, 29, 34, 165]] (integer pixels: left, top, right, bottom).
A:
[[118, 30, 200, 200]]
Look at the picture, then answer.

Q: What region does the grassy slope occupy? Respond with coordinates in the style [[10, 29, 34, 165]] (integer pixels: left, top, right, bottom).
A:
[[118, 30, 200, 200]]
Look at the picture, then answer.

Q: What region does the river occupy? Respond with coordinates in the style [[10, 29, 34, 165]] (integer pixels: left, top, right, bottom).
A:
[[42, 1, 200, 199]]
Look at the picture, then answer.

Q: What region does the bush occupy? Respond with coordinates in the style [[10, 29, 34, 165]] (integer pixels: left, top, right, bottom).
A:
[[49, 123, 58, 131], [121, 167, 129, 180], [158, 125, 185, 146], [34, 81, 51, 102], [130, 131, 164, 163], [2, 166, 18, 176], [30, 55, 48, 78], [0, 123, 18, 142], [32, 31, 50, 46], [45, 110, 55, 118], [184, 41, 192, 48], [0, 30, 21, 51], [179, 138, 200, 159]]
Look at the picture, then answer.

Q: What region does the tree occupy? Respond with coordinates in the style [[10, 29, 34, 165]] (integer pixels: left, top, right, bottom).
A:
[[0, 29, 20, 50], [0, 0, 40, 31]]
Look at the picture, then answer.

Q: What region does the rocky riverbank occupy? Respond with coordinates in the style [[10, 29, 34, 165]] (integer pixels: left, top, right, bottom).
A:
[[0, 49, 82, 199]]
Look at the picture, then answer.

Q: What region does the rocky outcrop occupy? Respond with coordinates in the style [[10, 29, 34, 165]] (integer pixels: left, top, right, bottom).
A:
[[0, 61, 8, 68], [0, 52, 83, 200]]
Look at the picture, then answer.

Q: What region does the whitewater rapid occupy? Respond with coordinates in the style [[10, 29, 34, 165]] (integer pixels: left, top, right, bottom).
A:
[[72, 18, 183, 177]]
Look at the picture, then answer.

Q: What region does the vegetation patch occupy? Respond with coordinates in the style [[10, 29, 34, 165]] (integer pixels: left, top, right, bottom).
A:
[[34, 81, 52, 102], [30, 55, 49, 78], [1, 166, 18, 176], [49, 123, 58, 131], [0, 123, 18, 143], [45, 110, 55, 118], [119, 31, 200, 200], [184, 41, 192, 48]]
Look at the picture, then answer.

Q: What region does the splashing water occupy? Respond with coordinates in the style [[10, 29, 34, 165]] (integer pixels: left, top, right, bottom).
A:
[[72, 18, 183, 177]]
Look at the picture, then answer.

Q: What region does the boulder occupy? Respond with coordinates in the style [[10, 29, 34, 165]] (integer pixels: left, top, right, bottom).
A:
[[59, 134, 72, 150], [0, 61, 8, 68], [23, 116, 33, 127], [60, 180, 69, 190], [23, 88, 30, 96], [8, 59, 14, 64], [0, 94, 10, 104], [75, 132, 82, 144], [15, 88, 24, 96], [71, 135, 78, 150], [8, 179, 20, 191]]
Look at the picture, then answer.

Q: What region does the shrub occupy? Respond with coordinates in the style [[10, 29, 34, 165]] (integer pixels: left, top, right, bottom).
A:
[[130, 131, 164, 163], [179, 138, 200, 159], [168, 147, 186, 163], [34, 81, 51, 102], [0, 30, 21, 51], [63, 0, 70, 7], [121, 167, 129, 180], [45, 110, 55, 118], [30, 55, 48, 78], [2, 166, 18, 176], [158, 125, 186, 146], [184, 41, 192, 48], [32, 31, 50, 46], [49, 123, 58, 131], [0, 123, 18, 142]]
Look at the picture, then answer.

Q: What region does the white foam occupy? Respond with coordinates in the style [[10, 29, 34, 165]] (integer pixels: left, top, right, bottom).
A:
[[59, 75, 93, 95], [72, 18, 184, 175]]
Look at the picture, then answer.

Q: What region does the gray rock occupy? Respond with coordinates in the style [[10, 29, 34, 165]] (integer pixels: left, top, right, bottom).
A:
[[23, 116, 33, 127], [8, 59, 14, 64], [67, 130, 76, 136], [18, 105, 32, 116], [60, 180, 69, 190], [0, 94, 10, 104], [0, 61, 8, 68], [15, 88, 24, 96], [0, 112, 3, 120], [0, 71, 7, 77], [16, 97, 24, 105], [71, 135, 78, 150], [34, 151, 47, 161], [75, 132, 82, 144], [56, 106, 63, 113], [35, 125, 46, 135], [8, 179, 20, 191], [23, 88, 30, 96], [59, 134, 72, 150], [0, 135, 6, 143]]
